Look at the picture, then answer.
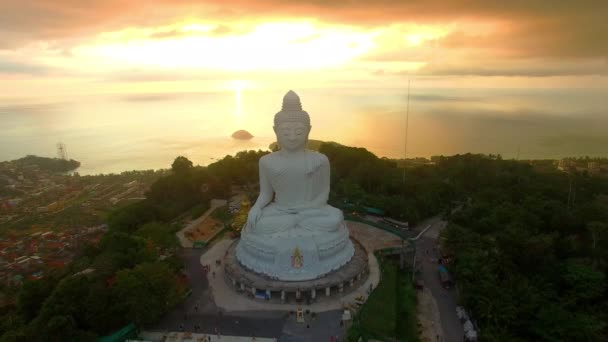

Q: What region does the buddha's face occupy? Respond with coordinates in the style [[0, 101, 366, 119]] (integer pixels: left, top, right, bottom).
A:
[[274, 121, 310, 152]]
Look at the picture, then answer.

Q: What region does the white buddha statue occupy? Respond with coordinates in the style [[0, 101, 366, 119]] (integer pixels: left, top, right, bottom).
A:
[[235, 90, 354, 281]]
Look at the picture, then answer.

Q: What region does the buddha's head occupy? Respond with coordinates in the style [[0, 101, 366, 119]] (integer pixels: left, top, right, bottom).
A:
[[274, 90, 311, 152]]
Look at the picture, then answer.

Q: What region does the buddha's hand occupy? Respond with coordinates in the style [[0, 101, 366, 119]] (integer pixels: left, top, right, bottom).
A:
[[246, 206, 263, 231]]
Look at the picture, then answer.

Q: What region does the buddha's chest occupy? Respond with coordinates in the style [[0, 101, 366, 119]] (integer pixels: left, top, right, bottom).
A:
[[267, 158, 314, 203], [267, 158, 311, 183]]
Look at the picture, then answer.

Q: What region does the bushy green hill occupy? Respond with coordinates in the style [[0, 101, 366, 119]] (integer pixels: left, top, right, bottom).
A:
[[12, 155, 80, 172], [268, 139, 340, 152]]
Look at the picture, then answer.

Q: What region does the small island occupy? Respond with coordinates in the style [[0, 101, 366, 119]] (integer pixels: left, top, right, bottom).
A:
[[231, 130, 254, 140]]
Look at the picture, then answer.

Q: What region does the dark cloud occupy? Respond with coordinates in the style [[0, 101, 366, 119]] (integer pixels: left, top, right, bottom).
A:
[[115, 91, 228, 103], [147, 24, 233, 39], [411, 60, 608, 77], [0, 60, 50, 75], [107, 71, 192, 83], [359, 48, 437, 63], [438, 16, 608, 60], [148, 29, 185, 39], [104, 69, 254, 82], [120, 93, 184, 102], [209, 24, 232, 36], [0, 102, 65, 116], [410, 94, 483, 103]]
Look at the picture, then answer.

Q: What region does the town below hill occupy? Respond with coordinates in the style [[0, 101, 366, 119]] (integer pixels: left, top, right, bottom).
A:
[[0, 156, 164, 293], [1, 156, 164, 233]]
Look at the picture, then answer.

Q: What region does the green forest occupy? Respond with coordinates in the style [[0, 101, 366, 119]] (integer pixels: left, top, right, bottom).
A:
[[441, 157, 608, 341], [1, 144, 606, 340], [324, 145, 607, 341]]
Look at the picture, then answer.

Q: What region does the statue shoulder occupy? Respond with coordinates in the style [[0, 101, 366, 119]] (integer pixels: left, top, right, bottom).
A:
[[309, 151, 329, 165], [259, 152, 280, 168], [259, 153, 270, 164], [305, 151, 329, 173]]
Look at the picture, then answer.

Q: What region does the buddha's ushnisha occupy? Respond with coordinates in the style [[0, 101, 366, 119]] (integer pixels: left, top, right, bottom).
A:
[[236, 90, 354, 281]]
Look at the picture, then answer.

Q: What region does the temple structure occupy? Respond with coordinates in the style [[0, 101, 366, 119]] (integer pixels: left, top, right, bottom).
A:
[[235, 91, 355, 281]]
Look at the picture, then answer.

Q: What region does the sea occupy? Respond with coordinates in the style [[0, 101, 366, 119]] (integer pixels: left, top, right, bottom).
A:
[[1, 87, 606, 175]]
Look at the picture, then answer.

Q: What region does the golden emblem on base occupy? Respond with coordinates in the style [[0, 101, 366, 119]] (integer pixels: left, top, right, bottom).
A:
[[291, 247, 303, 268]]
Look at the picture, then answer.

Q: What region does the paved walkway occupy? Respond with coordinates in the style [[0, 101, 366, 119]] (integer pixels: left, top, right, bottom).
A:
[[176, 199, 227, 248], [147, 219, 407, 341], [201, 236, 380, 312], [140, 331, 276, 341], [414, 219, 464, 342], [150, 247, 287, 339], [417, 286, 443, 342]]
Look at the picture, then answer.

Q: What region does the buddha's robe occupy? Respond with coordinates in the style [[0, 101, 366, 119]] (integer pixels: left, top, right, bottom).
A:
[[252, 151, 343, 235]]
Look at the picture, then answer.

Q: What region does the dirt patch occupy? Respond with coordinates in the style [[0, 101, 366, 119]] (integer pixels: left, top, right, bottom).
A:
[[417, 288, 444, 342], [346, 221, 403, 251], [185, 217, 223, 242]]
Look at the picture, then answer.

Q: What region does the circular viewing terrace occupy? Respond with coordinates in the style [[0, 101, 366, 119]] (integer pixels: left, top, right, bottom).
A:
[[223, 237, 369, 303]]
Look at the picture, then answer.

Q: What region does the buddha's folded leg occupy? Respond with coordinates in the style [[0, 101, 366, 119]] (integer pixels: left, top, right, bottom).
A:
[[253, 206, 297, 235], [298, 205, 344, 232]]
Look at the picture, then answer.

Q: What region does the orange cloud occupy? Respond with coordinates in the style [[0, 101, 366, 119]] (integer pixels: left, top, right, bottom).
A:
[[1, 0, 607, 95]]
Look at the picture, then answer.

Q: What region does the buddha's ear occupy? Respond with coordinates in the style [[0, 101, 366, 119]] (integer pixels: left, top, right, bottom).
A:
[[306, 126, 311, 146]]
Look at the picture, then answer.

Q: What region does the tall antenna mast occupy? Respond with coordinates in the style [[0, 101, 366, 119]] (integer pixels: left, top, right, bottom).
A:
[[403, 79, 411, 183], [57, 142, 68, 160]]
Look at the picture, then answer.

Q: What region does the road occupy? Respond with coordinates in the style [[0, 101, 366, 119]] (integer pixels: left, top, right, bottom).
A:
[[413, 218, 464, 342], [153, 248, 286, 337], [154, 204, 460, 341], [151, 247, 345, 341]]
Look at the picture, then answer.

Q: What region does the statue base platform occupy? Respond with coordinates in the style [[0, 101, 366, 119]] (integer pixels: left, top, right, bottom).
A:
[[224, 237, 369, 300], [235, 221, 356, 281]]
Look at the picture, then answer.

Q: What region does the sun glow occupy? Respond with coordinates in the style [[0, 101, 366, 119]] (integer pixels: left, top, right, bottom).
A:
[[231, 79, 247, 92], [232, 79, 246, 118], [74, 22, 376, 71], [406, 34, 423, 46]]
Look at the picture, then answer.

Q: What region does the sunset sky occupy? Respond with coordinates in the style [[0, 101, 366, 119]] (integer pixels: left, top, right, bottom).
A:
[[2, 1, 606, 95], [1, 1, 607, 170]]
